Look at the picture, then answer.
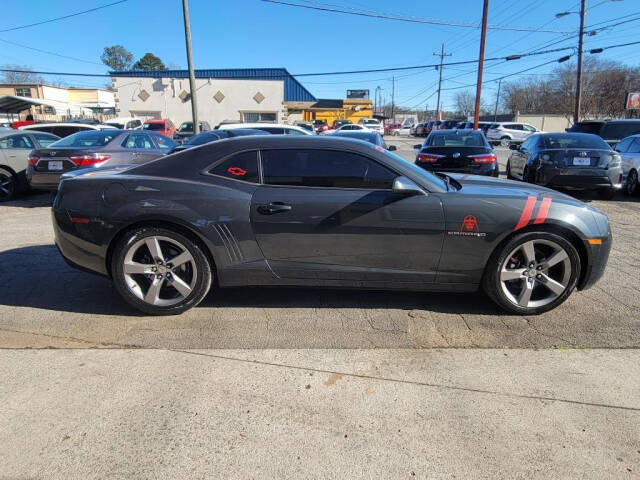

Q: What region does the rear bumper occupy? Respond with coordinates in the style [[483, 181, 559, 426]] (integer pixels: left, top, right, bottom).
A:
[[536, 165, 623, 190], [416, 162, 499, 177], [26, 166, 62, 191]]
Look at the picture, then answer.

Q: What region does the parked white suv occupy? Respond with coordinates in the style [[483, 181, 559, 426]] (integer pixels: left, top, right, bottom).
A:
[[487, 122, 541, 146], [358, 118, 384, 135]]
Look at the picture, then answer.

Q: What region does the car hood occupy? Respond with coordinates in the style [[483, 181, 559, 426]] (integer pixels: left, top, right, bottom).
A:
[[449, 173, 577, 202]]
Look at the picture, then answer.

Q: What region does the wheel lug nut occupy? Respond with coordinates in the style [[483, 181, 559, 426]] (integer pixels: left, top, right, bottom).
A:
[[536, 274, 542, 279], [156, 274, 162, 279], [151, 267, 157, 272], [537, 265, 543, 270]]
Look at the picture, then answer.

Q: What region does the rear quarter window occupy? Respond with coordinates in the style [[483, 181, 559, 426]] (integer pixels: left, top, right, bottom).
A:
[[207, 151, 259, 183]]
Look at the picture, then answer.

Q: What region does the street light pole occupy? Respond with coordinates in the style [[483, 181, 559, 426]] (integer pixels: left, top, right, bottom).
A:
[[181, 0, 199, 135], [493, 78, 502, 122], [574, 0, 586, 124], [474, 0, 489, 130]]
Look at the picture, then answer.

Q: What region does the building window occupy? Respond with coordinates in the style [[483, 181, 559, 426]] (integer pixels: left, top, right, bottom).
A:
[[242, 112, 277, 123], [15, 88, 31, 98]]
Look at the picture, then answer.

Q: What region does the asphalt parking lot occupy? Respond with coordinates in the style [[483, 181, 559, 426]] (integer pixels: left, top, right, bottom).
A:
[[0, 136, 638, 349], [2, 136, 640, 478]]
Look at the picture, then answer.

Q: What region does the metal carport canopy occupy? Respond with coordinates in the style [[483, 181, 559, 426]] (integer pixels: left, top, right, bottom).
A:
[[0, 95, 55, 113]]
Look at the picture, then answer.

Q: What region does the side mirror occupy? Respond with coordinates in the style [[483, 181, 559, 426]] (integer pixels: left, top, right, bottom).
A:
[[392, 176, 424, 196], [387, 145, 397, 151], [413, 144, 422, 149], [509, 143, 520, 150]]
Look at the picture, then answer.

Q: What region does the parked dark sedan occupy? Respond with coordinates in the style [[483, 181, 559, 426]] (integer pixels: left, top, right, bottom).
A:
[[53, 136, 611, 316], [330, 130, 397, 150], [170, 129, 269, 153], [173, 121, 212, 144], [27, 129, 176, 191], [415, 129, 498, 177], [506, 132, 623, 199]]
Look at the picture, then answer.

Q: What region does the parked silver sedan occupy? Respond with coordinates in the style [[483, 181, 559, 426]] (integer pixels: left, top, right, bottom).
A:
[[0, 129, 60, 201], [614, 134, 640, 196]]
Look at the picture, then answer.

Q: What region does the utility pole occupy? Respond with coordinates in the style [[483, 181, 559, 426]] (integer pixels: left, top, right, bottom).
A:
[[434, 43, 451, 121], [181, 0, 199, 135], [474, 0, 489, 130], [574, 0, 586, 124], [493, 78, 502, 122], [391, 76, 395, 123]]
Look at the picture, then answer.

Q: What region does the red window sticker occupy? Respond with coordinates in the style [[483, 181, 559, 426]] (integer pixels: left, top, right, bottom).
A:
[[374, 145, 385, 153], [460, 215, 479, 232], [227, 166, 247, 177]]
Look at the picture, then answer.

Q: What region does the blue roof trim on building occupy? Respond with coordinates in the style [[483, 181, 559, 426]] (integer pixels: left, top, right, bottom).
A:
[[109, 68, 316, 102]]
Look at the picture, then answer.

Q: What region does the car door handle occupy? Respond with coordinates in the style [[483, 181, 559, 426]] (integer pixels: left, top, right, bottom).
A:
[[257, 202, 292, 215]]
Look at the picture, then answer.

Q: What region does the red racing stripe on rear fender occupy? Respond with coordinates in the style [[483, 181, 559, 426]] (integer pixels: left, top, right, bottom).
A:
[[533, 197, 552, 224], [514, 196, 537, 231]]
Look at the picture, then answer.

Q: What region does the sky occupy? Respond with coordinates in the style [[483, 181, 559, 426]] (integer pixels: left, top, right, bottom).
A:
[[1, 0, 638, 112]]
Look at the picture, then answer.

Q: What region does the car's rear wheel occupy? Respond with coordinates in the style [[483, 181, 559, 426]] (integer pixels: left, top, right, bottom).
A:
[[506, 161, 515, 180], [625, 169, 639, 196], [483, 231, 580, 315], [111, 226, 212, 315], [500, 136, 510, 147], [0, 167, 17, 202]]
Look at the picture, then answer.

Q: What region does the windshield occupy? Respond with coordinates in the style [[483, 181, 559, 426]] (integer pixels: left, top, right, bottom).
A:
[[105, 122, 124, 129], [382, 149, 448, 191], [178, 122, 194, 132], [186, 132, 224, 146], [143, 123, 165, 131], [600, 122, 640, 140], [542, 134, 611, 150], [49, 130, 118, 148], [427, 131, 486, 147], [363, 119, 379, 125]]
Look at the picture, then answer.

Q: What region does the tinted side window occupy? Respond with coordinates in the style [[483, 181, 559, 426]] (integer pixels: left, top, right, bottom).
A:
[[208, 151, 259, 183], [628, 139, 640, 154], [261, 149, 396, 189], [151, 134, 177, 149], [260, 127, 285, 135], [0, 134, 34, 149], [123, 133, 154, 149]]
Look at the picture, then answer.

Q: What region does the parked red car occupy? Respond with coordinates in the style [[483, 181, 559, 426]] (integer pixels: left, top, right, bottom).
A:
[[142, 119, 176, 139]]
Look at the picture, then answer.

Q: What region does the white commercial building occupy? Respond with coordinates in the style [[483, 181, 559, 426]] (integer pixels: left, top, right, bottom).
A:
[[110, 68, 317, 127]]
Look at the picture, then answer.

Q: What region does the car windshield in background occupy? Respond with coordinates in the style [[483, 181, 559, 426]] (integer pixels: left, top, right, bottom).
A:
[[428, 131, 486, 147], [143, 123, 165, 131], [542, 134, 610, 150], [105, 122, 124, 129], [178, 122, 194, 132], [332, 131, 381, 145], [49, 130, 118, 148], [185, 132, 224, 146], [600, 122, 640, 139], [363, 120, 379, 124]]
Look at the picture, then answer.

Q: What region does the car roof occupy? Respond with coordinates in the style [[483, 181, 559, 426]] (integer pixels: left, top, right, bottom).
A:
[[20, 123, 105, 129], [144, 119, 166, 123], [332, 131, 378, 138], [105, 117, 139, 122], [605, 119, 640, 123], [0, 129, 59, 138], [219, 123, 313, 133]]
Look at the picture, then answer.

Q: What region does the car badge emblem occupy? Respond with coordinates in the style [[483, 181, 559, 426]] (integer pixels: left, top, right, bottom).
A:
[[460, 215, 480, 233], [49, 151, 56, 156], [579, 151, 588, 157], [452, 152, 461, 158]]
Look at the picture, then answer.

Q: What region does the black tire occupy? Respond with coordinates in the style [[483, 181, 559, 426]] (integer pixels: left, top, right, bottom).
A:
[[111, 226, 213, 315], [506, 161, 515, 180], [596, 187, 616, 200], [500, 136, 511, 147], [625, 169, 639, 197], [483, 231, 581, 315], [0, 167, 17, 202]]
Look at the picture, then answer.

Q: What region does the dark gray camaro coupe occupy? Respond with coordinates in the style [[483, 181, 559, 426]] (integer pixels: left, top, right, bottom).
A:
[[52, 136, 612, 316]]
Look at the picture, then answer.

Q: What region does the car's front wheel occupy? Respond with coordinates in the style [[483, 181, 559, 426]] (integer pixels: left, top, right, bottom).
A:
[[500, 136, 511, 147], [483, 231, 581, 315], [111, 226, 213, 315]]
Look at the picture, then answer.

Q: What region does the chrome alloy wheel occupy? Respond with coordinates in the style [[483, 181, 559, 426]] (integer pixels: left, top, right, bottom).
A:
[[122, 235, 197, 306], [499, 239, 571, 309]]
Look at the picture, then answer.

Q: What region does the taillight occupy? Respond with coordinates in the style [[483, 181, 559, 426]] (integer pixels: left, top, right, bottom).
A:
[[470, 153, 497, 164], [417, 153, 443, 163], [69, 153, 111, 167], [28, 155, 39, 166]]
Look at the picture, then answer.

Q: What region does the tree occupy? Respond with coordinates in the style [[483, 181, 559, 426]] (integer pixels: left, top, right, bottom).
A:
[[454, 90, 476, 118], [101, 45, 133, 71], [132, 53, 166, 71], [1, 64, 44, 84]]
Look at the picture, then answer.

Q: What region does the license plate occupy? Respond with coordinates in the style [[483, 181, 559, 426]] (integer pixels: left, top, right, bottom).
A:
[[573, 157, 591, 166], [48, 161, 63, 171]]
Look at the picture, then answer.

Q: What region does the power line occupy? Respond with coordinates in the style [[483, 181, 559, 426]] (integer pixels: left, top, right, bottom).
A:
[[0, 38, 103, 66], [0, 0, 130, 33], [260, 0, 571, 33]]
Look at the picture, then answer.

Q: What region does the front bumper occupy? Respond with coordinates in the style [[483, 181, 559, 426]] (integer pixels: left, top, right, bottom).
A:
[[536, 165, 623, 190], [26, 166, 62, 191], [579, 231, 612, 290]]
